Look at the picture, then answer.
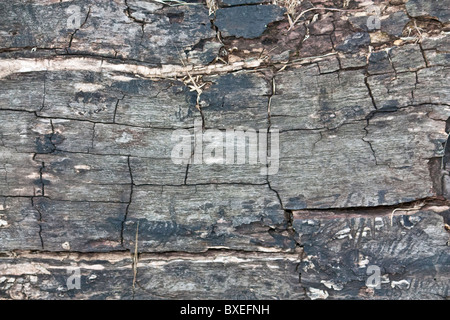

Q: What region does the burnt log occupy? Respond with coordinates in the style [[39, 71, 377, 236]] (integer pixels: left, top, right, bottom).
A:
[[0, 0, 449, 300]]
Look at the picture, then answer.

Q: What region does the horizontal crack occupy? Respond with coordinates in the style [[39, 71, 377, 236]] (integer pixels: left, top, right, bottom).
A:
[[0, 247, 302, 261], [292, 196, 449, 216]]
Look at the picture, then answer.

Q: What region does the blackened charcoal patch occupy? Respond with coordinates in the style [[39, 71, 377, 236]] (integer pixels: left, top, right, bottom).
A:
[[167, 12, 184, 24], [201, 73, 260, 111], [286, 196, 307, 210], [187, 40, 223, 65], [264, 204, 286, 225], [439, 209, 450, 225], [35, 134, 55, 153], [378, 190, 387, 203], [50, 132, 64, 146], [336, 32, 370, 54], [368, 50, 395, 75], [292, 219, 321, 237], [295, 211, 450, 298], [33, 178, 50, 186], [379, 100, 400, 111], [214, 5, 286, 39], [445, 117, 450, 134], [267, 229, 298, 249]]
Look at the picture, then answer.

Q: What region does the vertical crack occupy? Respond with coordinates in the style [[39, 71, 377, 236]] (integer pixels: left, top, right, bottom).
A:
[[364, 76, 378, 110], [363, 118, 379, 165], [265, 72, 286, 212], [124, 0, 147, 47], [267, 75, 275, 127], [312, 131, 323, 153], [39, 71, 47, 113], [31, 157, 46, 197], [362, 73, 381, 165], [265, 72, 277, 202], [419, 43, 430, 68], [207, 1, 221, 44], [48, 119, 57, 153], [40, 162, 45, 196], [31, 197, 45, 250], [264, 70, 302, 255], [184, 163, 189, 185], [113, 95, 125, 123], [121, 155, 134, 246]]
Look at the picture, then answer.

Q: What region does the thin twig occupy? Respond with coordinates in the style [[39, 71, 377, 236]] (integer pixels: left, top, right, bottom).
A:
[[276, 52, 338, 71], [390, 202, 425, 226], [206, 0, 218, 15], [171, 39, 205, 111], [152, 0, 201, 6]]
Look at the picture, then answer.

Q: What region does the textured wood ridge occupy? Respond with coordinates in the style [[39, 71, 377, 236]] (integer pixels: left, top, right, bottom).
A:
[[0, 0, 449, 300]]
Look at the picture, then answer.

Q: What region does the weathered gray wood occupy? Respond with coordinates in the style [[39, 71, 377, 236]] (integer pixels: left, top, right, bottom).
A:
[[51, 119, 95, 153], [40, 71, 124, 122], [270, 65, 374, 130], [114, 79, 200, 129], [0, 148, 42, 197], [186, 163, 267, 184], [0, 111, 52, 153], [0, 0, 449, 300], [421, 35, 450, 67], [91, 123, 178, 157], [201, 72, 270, 130], [35, 152, 131, 202], [269, 121, 443, 209], [294, 207, 450, 299], [133, 251, 303, 300], [35, 197, 127, 252], [0, 251, 302, 300], [389, 44, 426, 72], [122, 184, 291, 252], [0, 73, 45, 112], [130, 157, 187, 186], [214, 5, 286, 39], [406, 0, 450, 22], [0, 197, 42, 251]]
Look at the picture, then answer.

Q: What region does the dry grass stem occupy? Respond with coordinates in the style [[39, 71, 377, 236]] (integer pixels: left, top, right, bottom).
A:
[[390, 201, 425, 226]]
